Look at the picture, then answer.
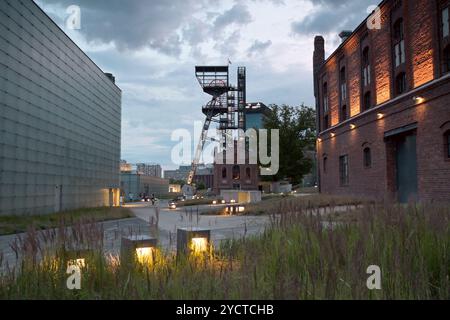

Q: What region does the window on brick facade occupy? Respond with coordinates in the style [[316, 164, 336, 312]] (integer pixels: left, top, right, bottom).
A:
[[395, 72, 407, 95], [323, 156, 328, 174], [363, 147, 372, 168], [323, 82, 329, 114], [340, 67, 347, 103], [222, 167, 227, 179], [232, 165, 240, 180], [445, 131, 450, 158], [339, 155, 349, 186], [362, 47, 371, 87], [324, 114, 329, 130], [444, 45, 450, 74], [443, 7, 449, 38], [393, 19, 405, 67], [363, 92, 371, 111], [341, 105, 348, 122]]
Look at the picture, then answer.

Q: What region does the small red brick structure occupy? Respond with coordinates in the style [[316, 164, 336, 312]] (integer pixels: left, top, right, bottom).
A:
[[213, 140, 260, 193], [313, 0, 450, 202]]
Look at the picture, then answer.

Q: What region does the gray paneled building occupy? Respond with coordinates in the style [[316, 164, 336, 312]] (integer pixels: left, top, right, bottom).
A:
[[0, 0, 122, 215]]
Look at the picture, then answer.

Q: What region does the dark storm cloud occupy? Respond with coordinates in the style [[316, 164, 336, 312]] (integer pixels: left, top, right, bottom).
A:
[[292, 0, 377, 35], [247, 40, 272, 57], [39, 0, 206, 54]]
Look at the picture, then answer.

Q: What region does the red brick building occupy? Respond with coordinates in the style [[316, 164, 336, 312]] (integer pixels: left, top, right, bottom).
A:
[[314, 0, 450, 202], [213, 140, 260, 193]]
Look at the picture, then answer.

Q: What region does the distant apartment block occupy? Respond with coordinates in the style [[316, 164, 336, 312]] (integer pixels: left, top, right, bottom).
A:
[[136, 163, 162, 178], [0, 0, 121, 215]]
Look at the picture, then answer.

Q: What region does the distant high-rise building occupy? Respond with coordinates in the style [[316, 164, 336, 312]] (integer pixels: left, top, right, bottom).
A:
[[136, 163, 162, 178]]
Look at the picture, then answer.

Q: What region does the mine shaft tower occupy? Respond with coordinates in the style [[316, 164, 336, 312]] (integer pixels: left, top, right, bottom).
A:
[[186, 66, 246, 187]]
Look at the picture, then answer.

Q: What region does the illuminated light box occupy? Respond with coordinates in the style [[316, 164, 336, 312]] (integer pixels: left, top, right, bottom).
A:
[[63, 249, 92, 269], [177, 228, 211, 256], [121, 235, 158, 266]]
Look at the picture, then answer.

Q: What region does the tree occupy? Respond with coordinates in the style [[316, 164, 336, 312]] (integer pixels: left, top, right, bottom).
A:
[[262, 104, 316, 185]]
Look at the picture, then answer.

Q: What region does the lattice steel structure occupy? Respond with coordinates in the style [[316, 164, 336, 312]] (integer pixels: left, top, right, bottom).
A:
[[186, 66, 246, 186]]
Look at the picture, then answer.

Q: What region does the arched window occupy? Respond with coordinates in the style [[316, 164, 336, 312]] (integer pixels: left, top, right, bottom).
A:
[[323, 82, 329, 114], [363, 92, 371, 111], [445, 130, 450, 159], [222, 167, 227, 179], [341, 105, 348, 122], [340, 67, 347, 103], [393, 19, 405, 68], [395, 72, 406, 95], [443, 45, 450, 74], [362, 47, 371, 87], [232, 165, 240, 180], [246, 167, 251, 179], [363, 147, 372, 168]]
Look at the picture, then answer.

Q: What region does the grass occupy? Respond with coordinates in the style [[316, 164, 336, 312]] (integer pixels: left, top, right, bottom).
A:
[[0, 201, 448, 299], [0, 207, 134, 236]]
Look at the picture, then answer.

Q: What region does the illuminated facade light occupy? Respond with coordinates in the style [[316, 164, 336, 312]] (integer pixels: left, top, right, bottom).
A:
[[212, 200, 217, 205], [317, 138, 322, 143], [121, 236, 158, 266], [177, 228, 211, 257], [350, 124, 356, 130], [221, 199, 226, 204], [413, 96, 425, 103], [230, 199, 236, 203], [377, 113, 384, 119], [330, 132, 336, 138]]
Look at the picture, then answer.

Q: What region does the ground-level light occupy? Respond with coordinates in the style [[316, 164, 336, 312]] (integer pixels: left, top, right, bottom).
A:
[[177, 228, 211, 256], [121, 235, 158, 266], [169, 201, 177, 209], [225, 204, 245, 215], [63, 249, 91, 269]]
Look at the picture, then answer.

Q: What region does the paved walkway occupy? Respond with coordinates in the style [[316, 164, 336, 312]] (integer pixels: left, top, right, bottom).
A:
[[0, 201, 271, 273]]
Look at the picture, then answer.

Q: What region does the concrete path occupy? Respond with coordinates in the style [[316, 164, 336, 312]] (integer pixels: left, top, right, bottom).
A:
[[0, 201, 271, 273]]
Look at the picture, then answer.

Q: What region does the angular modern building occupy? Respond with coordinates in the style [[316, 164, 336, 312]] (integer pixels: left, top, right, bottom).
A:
[[0, 0, 122, 215], [314, 0, 450, 202]]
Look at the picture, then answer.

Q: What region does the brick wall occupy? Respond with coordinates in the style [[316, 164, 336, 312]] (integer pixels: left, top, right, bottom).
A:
[[314, 0, 450, 202]]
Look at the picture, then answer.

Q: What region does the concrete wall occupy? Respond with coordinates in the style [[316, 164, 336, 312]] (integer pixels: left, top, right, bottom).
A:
[[120, 173, 169, 201], [0, 0, 121, 215]]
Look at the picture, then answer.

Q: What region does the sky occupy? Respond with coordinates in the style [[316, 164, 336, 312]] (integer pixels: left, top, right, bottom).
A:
[[35, 0, 376, 171]]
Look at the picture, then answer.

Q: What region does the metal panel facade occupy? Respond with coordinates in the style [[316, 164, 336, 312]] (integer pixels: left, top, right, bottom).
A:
[[0, 0, 121, 215]]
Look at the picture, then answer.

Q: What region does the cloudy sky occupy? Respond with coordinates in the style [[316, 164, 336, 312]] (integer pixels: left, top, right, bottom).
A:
[[35, 0, 375, 171]]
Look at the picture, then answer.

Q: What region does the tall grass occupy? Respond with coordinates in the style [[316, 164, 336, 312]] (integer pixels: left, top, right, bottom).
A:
[[0, 202, 448, 299]]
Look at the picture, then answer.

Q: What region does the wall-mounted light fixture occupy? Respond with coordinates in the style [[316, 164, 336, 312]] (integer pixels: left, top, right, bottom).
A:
[[377, 113, 384, 119], [212, 200, 217, 205], [121, 235, 158, 266], [177, 228, 211, 257], [330, 132, 336, 138], [221, 200, 226, 204], [317, 138, 322, 143], [413, 96, 425, 104], [350, 124, 356, 130]]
